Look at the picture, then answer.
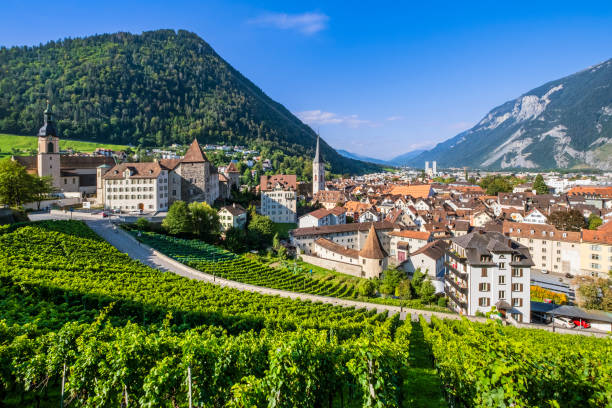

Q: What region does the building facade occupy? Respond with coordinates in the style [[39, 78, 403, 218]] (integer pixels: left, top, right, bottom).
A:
[[259, 175, 298, 223], [219, 203, 247, 231], [446, 231, 533, 323]]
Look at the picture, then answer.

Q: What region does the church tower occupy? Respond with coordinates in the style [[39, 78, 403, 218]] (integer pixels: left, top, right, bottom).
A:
[[312, 135, 325, 195], [37, 101, 61, 188]]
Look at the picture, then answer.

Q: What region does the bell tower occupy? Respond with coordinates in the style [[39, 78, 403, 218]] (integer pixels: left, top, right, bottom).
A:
[[37, 101, 61, 187], [312, 134, 325, 195]]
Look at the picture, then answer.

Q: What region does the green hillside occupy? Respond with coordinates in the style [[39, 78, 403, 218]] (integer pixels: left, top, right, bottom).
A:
[[0, 133, 127, 158], [0, 29, 378, 176]]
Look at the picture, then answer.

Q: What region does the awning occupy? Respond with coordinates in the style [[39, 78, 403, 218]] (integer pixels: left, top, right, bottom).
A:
[[496, 300, 511, 310]]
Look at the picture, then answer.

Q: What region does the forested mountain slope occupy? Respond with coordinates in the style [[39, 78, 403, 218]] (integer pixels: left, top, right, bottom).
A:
[[0, 29, 377, 175]]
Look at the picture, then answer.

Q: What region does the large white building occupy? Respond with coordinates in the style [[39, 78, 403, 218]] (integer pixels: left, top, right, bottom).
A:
[[101, 139, 236, 212], [259, 175, 298, 223], [446, 231, 534, 323]]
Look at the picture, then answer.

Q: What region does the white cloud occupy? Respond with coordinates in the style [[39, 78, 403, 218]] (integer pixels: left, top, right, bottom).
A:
[[295, 110, 373, 128], [386, 116, 404, 121], [248, 12, 329, 35]]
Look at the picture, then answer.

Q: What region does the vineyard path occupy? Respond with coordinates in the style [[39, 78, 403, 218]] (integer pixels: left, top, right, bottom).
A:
[[28, 212, 609, 337]]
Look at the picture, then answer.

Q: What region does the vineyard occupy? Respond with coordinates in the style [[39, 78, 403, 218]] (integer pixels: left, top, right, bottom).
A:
[[0, 221, 610, 407], [131, 231, 360, 298]]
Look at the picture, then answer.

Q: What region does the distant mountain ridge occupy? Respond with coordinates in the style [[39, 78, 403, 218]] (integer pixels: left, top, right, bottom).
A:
[[407, 59, 612, 169], [0, 29, 378, 175], [338, 148, 427, 167], [336, 149, 390, 166]]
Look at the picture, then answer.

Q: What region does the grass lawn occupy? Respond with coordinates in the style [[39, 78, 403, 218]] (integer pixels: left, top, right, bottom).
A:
[[0, 133, 128, 158], [271, 222, 297, 239]]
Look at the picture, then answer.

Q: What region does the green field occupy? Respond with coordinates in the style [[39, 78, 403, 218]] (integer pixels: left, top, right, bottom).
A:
[[0, 133, 128, 158]]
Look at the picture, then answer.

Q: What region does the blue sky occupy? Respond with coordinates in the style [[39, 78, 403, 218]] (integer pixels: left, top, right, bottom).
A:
[[2, 1, 612, 159]]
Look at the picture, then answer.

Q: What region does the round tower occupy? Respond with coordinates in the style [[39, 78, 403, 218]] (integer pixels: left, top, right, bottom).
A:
[[358, 224, 388, 279]]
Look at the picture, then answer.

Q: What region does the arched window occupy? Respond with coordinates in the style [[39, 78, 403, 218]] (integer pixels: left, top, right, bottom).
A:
[[47, 142, 54, 153]]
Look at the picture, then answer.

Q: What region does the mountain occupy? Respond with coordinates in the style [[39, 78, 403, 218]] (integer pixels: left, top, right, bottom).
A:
[[387, 149, 427, 166], [336, 149, 390, 166], [0, 29, 378, 176], [407, 59, 612, 170]]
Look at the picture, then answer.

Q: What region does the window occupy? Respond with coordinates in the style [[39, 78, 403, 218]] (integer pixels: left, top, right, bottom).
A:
[[499, 275, 506, 284], [512, 283, 523, 292], [591, 254, 600, 260], [512, 268, 523, 277], [591, 263, 600, 269], [498, 290, 505, 299], [511, 313, 523, 322], [512, 298, 523, 307], [590, 245, 601, 251], [556, 250, 561, 254], [498, 263, 505, 269], [481, 268, 488, 277], [478, 297, 490, 307], [542, 256, 546, 260], [542, 248, 546, 253], [478, 283, 490, 292]]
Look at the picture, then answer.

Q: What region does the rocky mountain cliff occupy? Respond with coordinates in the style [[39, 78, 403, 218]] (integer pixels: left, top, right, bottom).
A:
[[408, 59, 612, 169]]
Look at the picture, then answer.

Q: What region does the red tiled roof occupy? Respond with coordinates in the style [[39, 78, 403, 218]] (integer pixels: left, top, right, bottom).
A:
[[182, 139, 208, 163], [388, 230, 431, 240], [259, 174, 297, 191]]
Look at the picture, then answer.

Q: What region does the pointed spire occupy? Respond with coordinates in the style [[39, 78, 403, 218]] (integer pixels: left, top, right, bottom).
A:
[[313, 134, 321, 163], [359, 224, 387, 259], [182, 139, 208, 163], [38, 99, 57, 137]]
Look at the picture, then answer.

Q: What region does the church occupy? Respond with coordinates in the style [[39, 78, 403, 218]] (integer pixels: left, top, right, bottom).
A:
[[12, 103, 115, 196], [12, 103, 241, 212]]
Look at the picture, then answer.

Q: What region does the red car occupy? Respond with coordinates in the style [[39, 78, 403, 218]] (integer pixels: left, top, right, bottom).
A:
[[572, 319, 590, 328]]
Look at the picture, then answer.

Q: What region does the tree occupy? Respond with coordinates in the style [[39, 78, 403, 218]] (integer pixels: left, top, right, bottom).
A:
[[575, 276, 612, 311], [587, 214, 603, 230], [357, 280, 375, 297], [135, 217, 150, 230], [380, 269, 405, 296], [395, 280, 413, 300], [224, 227, 248, 253], [162, 201, 192, 235], [188, 201, 220, 242], [247, 214, 275, 249], [418, 278, 436, 304], [411, 268, 425, 293], [0, 159, 34, 207], [29, 175, 55, 210], [272, 233, 280, 250], [533, 174, 549, 194], [548, 209, 586, 232]]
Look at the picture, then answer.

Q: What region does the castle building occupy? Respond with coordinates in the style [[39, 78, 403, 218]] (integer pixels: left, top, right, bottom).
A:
[[12, 103, 115, 195], [312, 135, 325, 196], [102, 139, 225, 212]]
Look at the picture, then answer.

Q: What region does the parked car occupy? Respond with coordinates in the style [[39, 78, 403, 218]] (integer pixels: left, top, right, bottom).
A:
[[553, 316, 575, 328], [571, 319, 591, 329], [100, 212, 109, 218]]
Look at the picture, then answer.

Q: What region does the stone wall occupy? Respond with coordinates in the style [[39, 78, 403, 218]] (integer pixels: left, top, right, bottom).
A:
[[299, 254, 363, 278]]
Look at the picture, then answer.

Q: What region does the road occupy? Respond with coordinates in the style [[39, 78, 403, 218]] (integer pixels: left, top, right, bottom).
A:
[[27, 211, 609, 337]]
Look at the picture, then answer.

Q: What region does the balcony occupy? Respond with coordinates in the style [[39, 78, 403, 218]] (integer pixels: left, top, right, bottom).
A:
[[445, 262, 468, 280], [447, 290, 467, 310], [445, 275, 468, 295], [447, 250, 466, 263]]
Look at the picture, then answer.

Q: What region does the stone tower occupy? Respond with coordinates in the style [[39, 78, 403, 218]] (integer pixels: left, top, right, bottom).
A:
[[37, 101, 61, 188], [359, 224, 388, 279], [312, 135, 325, 195]]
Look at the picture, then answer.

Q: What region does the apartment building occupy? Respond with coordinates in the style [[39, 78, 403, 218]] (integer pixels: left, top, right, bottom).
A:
[[259, 175, 298, 223], [446, 231, 533, 323], [580, 223, 612, 278], [387, 230, 433, 262], [502, 222, 581, 275]]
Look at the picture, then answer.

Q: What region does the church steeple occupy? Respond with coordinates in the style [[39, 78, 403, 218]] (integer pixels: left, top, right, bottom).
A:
[[314, 134, 321, 163], [38, 100, 57, 137], [312, 133, 325, 195]]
